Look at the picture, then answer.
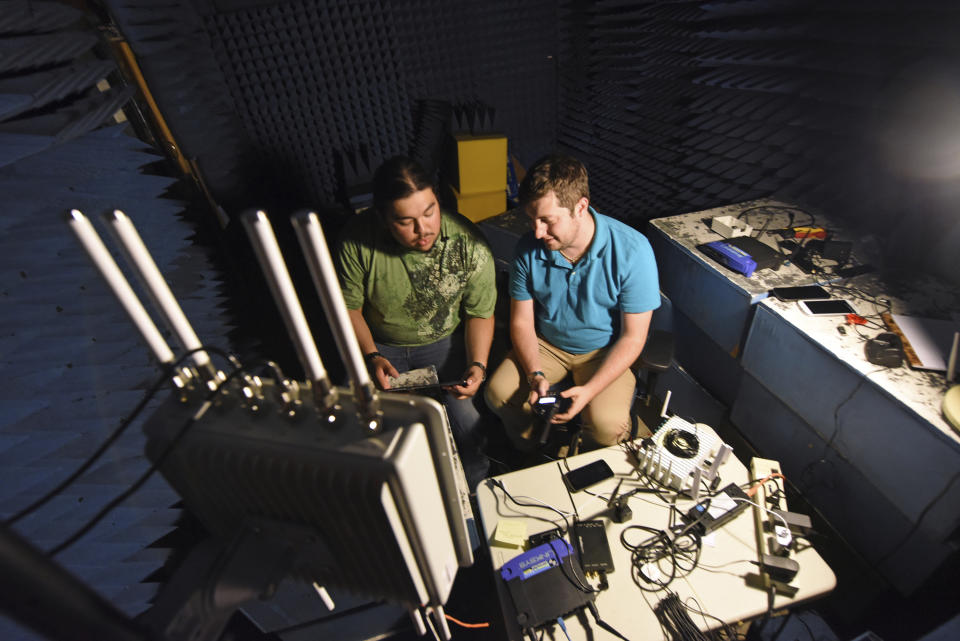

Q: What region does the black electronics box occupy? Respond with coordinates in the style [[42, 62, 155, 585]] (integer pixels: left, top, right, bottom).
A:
[[808, 239, 852, 265], [528, 527, 563, 548], [502, 541, 594, 632], [683, 483, 751, 534], [865, 333, 903, 367], [725, 236, 783, 271], [573, 520, 614, 573]]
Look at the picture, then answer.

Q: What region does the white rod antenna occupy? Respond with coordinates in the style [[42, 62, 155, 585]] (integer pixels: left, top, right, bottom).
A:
[[241, 210, 334, 405], [660, 389, 672, 418], [105, 210, 216, 377], [291, 211, 379, 425], [67, 209, 175, 366]]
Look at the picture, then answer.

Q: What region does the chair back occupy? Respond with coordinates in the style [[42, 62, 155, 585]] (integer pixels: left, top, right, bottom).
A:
[[649, 291, 674, 333]]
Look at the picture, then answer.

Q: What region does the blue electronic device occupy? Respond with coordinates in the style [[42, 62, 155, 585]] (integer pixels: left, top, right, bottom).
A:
[[699, 239, 758, 277], [500, 538, 594, 632], [500, 538, 573, 582]]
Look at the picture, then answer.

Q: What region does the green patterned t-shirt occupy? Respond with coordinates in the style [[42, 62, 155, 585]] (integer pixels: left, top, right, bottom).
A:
[[336, 210, 496, 346]]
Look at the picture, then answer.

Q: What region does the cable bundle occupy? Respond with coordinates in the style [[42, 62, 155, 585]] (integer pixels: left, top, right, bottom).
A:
[[655, 593, 710, 641], [654, 592, 738, 641], [621, 524, 702, 592]]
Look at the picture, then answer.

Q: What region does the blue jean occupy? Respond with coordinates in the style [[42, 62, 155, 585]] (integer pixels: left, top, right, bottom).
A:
[[375, 335, 489, 489]]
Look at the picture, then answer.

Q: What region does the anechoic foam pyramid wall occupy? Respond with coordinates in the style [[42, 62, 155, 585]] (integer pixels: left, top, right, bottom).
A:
[[105, 0, 560, 212], [557, 0, 960, 282], [0, 4, 237, 640]]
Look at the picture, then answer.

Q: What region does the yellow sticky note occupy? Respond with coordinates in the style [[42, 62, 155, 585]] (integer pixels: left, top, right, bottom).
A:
[[493, 519, 527, 548]]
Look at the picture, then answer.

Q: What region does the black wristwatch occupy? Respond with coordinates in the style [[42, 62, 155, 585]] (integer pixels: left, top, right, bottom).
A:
[[365, 351, 383, 363], [469, 361, 487, 381]]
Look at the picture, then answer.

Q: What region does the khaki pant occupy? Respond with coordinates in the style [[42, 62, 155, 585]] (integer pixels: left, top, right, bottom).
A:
[[485, 338, 639, 449]]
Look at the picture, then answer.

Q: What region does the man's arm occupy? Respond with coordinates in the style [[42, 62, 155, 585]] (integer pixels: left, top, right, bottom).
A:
[[346, 307, 398, 389], [553, 310, 652, 423], [509, 297, 550, 404], [448, 314, 494, 399]]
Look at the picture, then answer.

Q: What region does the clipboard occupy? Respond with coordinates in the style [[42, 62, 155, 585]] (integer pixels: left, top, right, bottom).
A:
[[882, 312, 959, 371]]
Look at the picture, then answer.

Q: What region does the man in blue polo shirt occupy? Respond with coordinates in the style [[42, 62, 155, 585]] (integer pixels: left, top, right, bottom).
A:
[[485, 153, 660, 449]]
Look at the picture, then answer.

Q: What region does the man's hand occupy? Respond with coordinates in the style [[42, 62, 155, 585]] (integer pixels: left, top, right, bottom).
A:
[[447, 363, 485, 399], [526, 373, 550, 406], [369, 355, 400, 390], [552, 385, 596, 423]]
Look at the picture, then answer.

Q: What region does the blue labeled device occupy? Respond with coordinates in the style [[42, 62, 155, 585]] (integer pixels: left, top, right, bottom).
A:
[[500, 538, 594, 631], [700, 239, 758, 277], [500, 538, 573, 582]]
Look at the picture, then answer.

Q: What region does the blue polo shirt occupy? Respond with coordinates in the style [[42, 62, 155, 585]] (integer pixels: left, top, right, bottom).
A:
[[509, 208, 660, 353]]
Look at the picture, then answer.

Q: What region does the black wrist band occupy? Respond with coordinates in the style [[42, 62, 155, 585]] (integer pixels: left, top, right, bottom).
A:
[[469, 361, 487, 380], [365, 351, 383, 362]]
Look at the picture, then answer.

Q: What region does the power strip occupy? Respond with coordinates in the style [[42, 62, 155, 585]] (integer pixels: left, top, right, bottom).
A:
[[749, 457, 799, 591], [749, 457, 790, 552]]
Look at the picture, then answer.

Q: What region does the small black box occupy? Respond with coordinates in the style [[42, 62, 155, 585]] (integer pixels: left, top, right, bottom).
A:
[[865, 333, 903, 367], [725, 236, 783, 271], [573, 520, 614, 573], [683, 483, 751, 534], [808, 239, 852, 265]]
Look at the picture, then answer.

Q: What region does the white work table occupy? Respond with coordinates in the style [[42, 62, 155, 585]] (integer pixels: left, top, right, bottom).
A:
[[733, 274, 960, 594], [475, 444, 836, 641]]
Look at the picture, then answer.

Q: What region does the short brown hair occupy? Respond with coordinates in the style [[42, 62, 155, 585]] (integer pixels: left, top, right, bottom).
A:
[[518, 153, 589, 212]]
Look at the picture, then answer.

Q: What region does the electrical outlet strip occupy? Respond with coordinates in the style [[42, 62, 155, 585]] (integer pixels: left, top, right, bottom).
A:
[[750, 457, 790, 552], [749, 457, 799, 594]]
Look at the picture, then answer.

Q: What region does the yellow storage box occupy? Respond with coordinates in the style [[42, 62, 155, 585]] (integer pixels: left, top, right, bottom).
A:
[[449, 185, 506, 223], [451, 134, 507, 194]]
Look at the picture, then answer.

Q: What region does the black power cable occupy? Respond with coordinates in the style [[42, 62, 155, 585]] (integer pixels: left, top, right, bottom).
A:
[[735, 205, 816, 234], [653, 591, 741, 641], [799, 368, 885, 491], [489, 478, 601, 598], [45, 360, 257, 557], [664, 429, 700, 459], [586, 601, 632, 641], [620, 522, 704, 593], [4, 346, 238, 527], [489, 477, 572, 534], [654, 592, 710, 641]]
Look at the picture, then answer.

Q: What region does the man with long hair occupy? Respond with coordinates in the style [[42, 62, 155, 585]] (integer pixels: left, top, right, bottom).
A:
[[337, 155, 496, 488]]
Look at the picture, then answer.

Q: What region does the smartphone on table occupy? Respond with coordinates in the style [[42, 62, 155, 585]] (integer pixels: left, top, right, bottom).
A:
[[797, 298, 856, 316], [771, 285, 830, 301], [562, 459, 615, 493]]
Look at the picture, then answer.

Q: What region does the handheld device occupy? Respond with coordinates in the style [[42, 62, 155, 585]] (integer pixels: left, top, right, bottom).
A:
[[532, 395, 572, 416], [389, 380, 468, 393], [771, 285, 830, 301], [797, 298, 856, 316], [562, 459, 614, 493]]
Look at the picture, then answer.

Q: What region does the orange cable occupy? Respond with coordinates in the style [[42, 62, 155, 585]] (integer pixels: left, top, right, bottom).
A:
[[745, 472, 786, 498], [445, 613, 491, 629]]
